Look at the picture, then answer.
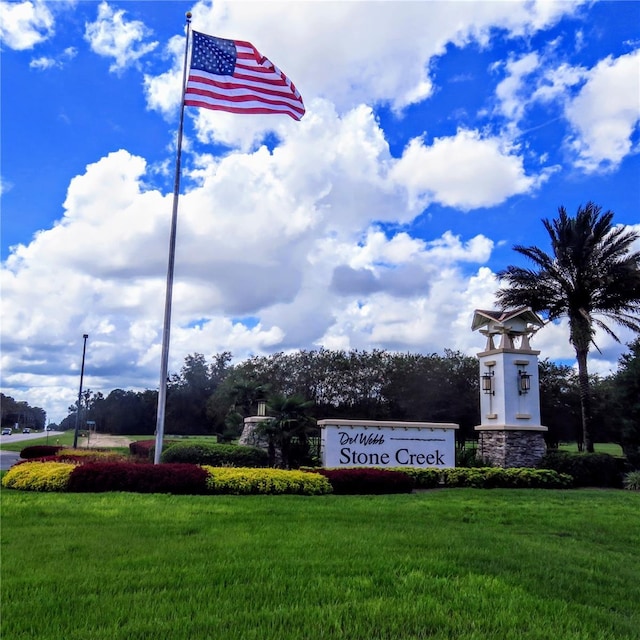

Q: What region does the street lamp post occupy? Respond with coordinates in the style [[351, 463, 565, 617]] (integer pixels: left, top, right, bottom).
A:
[[73, 334, 89, 449]]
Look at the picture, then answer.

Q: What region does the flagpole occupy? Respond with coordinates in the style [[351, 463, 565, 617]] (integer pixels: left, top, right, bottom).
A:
[[154, 12, 192, 464]]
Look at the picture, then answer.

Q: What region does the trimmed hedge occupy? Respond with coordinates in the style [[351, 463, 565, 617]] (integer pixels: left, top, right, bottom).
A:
[[57, 449, 128, 462], [538, 451, 627, 487], [381, 467, 572, 489], [391, 467, 443, 489], [20, 445, 63, 459], [2, 461, 75, 491], [203, 467, 332, 495], [128, 439, 177, 459], [160, 442, 269, 467], [1, 460, 572, 494], [315, 468, 415, 494], [439, 467, 572, 488], [67, 462, 210, 494]]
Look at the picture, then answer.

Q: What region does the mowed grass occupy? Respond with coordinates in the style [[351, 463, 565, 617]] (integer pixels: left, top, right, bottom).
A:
[[557, 442, 624, 456], [1, 489, 639, 640]]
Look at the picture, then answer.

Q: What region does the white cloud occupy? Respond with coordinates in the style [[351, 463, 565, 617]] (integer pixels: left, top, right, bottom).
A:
[[565, 49, 640, 172], [1, 103, 505, 422], [494, 52, 540, 123], [143, 34, 186, 116], [390, 129, 549, 211], [0, 0, 54, 49], [84, 1, 158, 73], [29, 46, 77, 70], [144, 0, 584, 145]]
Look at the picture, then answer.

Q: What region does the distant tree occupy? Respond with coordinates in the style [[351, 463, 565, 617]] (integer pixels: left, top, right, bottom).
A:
[[1, 394, 46, 430], [608, 339, 640, 467], [166, 352, 232, 435], [206, 373, 267, 437], [538, 360, 581, 447], [497, 203, 640, 452], [382, 351, 479, 441]]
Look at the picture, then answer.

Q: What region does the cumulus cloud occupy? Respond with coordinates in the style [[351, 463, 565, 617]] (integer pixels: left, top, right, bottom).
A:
[[1, 103, 502, 421], [84, 1, 158, 73], [494, 46, 640, 173], [390, 129, 549, 211], [0, 0, 54, 49], [564, 49, 640, 172], [146, 0, 585, 147]]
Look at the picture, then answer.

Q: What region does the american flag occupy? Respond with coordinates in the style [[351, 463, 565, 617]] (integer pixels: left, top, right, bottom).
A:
[[184, 31, 305, 121]]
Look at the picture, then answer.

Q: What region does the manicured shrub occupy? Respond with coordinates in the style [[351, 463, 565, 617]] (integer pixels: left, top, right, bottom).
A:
[[203, 467, 332, 495], [538, 451, 626, 487], [392, 467, 443, 489], [20, 445, 63, 459], [2, 462, 75, 491], [160, 442, 269, 468], [128, 439, 177, 459], [441, 467, 572, 489], [67, 462, 209, 494], [56, 449, 128, 462], [315, 468, 415, 494], [622, 470, 640, 491]]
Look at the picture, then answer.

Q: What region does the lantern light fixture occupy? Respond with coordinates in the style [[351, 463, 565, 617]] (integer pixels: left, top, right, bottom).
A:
[[518, 369, 531, 395], [481, 370, 495, 395]]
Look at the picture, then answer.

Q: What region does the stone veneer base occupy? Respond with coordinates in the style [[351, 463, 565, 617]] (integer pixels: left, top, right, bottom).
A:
[[475, 429, 547, 468]]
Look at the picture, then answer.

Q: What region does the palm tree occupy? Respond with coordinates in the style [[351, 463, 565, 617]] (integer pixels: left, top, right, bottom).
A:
[[496, 202, 640, 452], [259, 394, 316, 468]]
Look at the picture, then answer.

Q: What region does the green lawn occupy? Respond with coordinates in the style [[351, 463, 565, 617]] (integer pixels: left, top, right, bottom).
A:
[[558, 442, 624, 456], [1, 489, 638, 640]]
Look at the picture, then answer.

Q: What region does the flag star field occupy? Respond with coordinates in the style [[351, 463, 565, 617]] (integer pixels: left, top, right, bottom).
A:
[[0, 0, 638, 423], [191, 33, 237, 75]]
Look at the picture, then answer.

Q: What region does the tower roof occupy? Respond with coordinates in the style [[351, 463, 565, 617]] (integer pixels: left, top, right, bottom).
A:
[[471, 307, 545, 333]]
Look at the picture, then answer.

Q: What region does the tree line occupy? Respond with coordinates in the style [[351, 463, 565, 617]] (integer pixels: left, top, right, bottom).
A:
[[57, 342, 640, 461], [1, 394, 46, 431]]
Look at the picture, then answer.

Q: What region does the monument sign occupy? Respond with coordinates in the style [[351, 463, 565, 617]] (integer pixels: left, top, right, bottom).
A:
[[318, 419, 459, 469]]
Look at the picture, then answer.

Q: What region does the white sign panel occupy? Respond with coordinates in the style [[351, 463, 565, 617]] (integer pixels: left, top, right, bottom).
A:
[[319, 420, 458, 469]]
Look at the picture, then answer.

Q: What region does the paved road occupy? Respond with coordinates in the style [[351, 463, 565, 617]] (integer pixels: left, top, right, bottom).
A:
[[1, 430, 64, 445], [0, 431, 64, 471], [0, 450, 22, 471]]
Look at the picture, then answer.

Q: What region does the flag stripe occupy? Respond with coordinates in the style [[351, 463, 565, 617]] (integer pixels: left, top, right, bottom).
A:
[[185, 87, 304, 114], [187, 74, 305, 110], [183, 99, 301, 118], [184, 31, 304, 121]]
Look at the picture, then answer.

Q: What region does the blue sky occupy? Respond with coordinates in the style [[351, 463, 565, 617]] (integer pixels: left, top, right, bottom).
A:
[[1, 0, 639, 423]]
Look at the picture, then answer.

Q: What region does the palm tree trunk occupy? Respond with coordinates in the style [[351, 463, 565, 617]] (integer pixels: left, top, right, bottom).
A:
[[575, 348, 594, 453]]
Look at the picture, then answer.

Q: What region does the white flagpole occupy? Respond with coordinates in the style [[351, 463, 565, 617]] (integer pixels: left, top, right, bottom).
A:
[[154, 12, 192, 464]]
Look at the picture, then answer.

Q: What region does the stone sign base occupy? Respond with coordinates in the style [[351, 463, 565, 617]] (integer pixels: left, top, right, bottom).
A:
[[475, 427, 547, 468]]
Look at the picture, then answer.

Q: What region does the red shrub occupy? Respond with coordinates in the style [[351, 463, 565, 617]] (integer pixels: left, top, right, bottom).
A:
[[128, 439, 177, 459], [20, 445, 63, 459], [67, 462, 209, 494], [315, 468, 415, 494]]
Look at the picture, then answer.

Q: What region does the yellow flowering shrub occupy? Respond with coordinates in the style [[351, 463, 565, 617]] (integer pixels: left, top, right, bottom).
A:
[[56, 449, 126, 462], [2, 462, 76, 492], [203, 467, 332, 495]]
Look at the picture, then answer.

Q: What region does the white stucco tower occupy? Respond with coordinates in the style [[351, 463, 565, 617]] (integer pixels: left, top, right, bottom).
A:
[[472, 308, 548, 468]]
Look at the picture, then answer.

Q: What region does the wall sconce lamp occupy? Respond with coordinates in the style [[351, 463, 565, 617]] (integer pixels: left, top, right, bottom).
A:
[[518, 369, 531, 395], [481, 370, 494, 395]]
